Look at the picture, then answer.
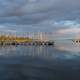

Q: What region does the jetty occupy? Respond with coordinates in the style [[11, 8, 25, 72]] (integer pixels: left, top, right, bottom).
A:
[[72, 39, 80, 43], [0, 33, 54, 46]]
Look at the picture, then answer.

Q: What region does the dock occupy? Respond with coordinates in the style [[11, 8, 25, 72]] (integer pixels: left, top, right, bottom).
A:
[[0, 34, 54, 46], [0, 41, 54, 46]]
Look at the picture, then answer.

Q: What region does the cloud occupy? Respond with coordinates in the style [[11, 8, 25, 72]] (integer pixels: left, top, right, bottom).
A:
[[0, 0, 80, 39], [0, 20, 80, 39], [57, 28, 80, 34], [0, 0, 80, 24]]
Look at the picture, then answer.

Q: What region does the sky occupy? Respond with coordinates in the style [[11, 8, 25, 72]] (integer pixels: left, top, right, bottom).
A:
[[0, 0, 80, 39]]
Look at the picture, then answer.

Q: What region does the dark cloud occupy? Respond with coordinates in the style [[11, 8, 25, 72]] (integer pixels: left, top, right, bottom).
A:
[[0, 0, 80, 39], [0, 0, 80, 23]]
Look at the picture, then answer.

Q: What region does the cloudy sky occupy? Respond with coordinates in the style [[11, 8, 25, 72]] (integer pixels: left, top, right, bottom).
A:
[[0, 0, 80, 39]]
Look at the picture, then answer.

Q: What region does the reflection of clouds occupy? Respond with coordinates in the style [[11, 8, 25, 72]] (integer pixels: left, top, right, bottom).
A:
[[54, 40, 80, 60], [0, 45, 80, 60], [0, 46, 16, 56], [55, 40, 80, 52], [35, 46, 49, 57], [56, 44, 80, 52], [57, 46, 65, 51], [37, 46, 43, 55]]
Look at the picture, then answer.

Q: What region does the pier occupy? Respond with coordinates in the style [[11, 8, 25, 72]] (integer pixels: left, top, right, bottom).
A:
[[0, 32, 54, 46], [72, 35, 80, 44], [72, 39, 80, 44], [11, 41, 54, 46]]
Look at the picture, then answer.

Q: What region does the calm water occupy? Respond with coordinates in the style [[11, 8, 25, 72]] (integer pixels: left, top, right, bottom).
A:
[[0, 40, 80, 80]]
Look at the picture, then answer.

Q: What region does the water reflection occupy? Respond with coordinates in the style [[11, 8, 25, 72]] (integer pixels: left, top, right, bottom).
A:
[[55, 40, 80, 52], [0, 41, 80, 80], [0, 42, 80, 59], [0, 46, 16, 56]]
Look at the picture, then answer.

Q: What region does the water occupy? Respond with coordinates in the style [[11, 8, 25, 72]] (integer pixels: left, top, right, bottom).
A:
[[0, 40, 80, 80]]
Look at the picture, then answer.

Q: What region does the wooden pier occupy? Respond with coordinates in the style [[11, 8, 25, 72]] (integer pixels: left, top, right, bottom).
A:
[[0, 41, 54, 46], [0, 33, 54, 46], [72, 39, 80, 43]]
